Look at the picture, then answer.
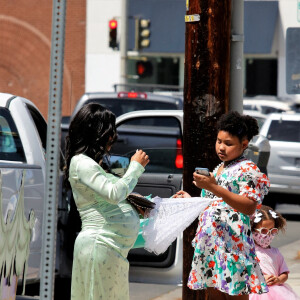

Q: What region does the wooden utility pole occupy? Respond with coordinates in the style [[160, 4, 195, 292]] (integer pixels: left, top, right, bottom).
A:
[[182, 1, 232, 299]]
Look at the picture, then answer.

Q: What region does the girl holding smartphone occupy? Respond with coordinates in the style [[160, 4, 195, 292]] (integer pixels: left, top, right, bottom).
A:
[[174, 111, 270, 300]]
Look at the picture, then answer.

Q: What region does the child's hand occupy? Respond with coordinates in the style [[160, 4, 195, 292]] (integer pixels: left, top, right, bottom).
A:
[[192, 172, 217, 191], [173, 190, 191, 198], [264, 274, 280, 286]]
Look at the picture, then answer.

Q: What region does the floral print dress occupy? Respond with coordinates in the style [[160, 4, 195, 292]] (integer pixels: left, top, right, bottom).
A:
[[187, 156, 270, 296]]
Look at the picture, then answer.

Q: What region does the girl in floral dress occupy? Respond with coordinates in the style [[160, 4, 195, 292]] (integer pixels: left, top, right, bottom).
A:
[[175, 111, 270, 299]]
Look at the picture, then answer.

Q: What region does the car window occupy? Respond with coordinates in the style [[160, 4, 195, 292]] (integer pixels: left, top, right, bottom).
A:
[[243, 104, 258, 111], [85, 98, 179, 117], [123, 116, 179, 127], [255, 117, 266, 130], [0, 108, 26, 162], [261, 106, 284, 114], [112, 116, 183, 174], [61, 116, 70, 124], [26, 104, 47, 151], [267, 120, 300, 142]]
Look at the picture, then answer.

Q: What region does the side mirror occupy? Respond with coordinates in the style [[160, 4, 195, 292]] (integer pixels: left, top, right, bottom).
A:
[[109, 155, 130, 176]]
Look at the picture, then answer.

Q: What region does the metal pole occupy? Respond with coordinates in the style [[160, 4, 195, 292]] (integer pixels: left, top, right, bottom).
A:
[[120, 0, 128, 86], [40, 0, 66, 299], [229, 0, 244, 113]]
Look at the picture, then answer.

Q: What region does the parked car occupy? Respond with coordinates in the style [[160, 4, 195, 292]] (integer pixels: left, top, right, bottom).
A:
[[243, 96, 294, 114], [61, 91, 183, 153], [72, 91, 183, 117], [259, 113, 300, 195]]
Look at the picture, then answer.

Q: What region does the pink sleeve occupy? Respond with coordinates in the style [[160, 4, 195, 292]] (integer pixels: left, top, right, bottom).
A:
[[276, 248, 289, 275]]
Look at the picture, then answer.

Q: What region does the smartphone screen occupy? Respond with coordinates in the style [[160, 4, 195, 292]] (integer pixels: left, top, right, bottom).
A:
[[195, 167, 210, 176]]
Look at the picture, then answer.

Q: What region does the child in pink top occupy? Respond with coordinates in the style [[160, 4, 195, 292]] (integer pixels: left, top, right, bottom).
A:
[[250, 205, 300, 300]]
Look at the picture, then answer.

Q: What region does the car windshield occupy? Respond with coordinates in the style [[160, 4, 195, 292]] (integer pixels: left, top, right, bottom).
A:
[[85, 98, 180, 117], [244, 104, 258, 111], [111, 116, 183, 174], [0, 108, 26, 162], [267, 120, 300, 142], [260, 106, 286, 114], [256, 117, 266, 130]]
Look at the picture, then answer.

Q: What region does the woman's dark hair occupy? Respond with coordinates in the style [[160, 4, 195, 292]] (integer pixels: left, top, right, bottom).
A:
[[63, 103, 117, 189], [217, 111, 259, 141], [251, 205, 286, 233]]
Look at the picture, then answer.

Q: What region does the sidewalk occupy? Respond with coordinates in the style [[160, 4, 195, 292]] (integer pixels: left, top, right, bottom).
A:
[[151, 239, 300, 300], [278, 239, 300, 297]]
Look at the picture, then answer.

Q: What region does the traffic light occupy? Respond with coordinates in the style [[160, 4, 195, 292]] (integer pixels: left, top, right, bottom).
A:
[[135, 18, 151, 50], [136, 60, 153, 78], [109, 19, 118, 49]]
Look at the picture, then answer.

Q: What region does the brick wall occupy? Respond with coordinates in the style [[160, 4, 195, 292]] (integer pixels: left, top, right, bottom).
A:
[[0, 0, 86, 119]]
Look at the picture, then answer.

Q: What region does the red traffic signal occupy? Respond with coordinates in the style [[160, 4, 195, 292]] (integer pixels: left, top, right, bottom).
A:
[[109, 19, 118, 30], [109, 19, 118, 49], [136, 61, 153, 78]]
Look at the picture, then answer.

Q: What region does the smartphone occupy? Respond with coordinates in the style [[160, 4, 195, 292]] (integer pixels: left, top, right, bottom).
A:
[[195, 167, 210, 176]]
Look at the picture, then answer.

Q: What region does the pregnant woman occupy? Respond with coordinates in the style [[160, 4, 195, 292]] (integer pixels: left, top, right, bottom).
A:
[[63, 103, 149, 300]]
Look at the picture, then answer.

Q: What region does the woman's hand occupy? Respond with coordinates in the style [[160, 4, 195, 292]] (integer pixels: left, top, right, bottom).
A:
[[192, 172, 217, 191], [173, 190, 191, 198], [131, 149, 150, 167]]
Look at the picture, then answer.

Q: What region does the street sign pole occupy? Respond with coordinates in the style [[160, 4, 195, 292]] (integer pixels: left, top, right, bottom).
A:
[[182, 0, 231, 299], [40, 1, 66, 299], [120, 0, 128, 86]]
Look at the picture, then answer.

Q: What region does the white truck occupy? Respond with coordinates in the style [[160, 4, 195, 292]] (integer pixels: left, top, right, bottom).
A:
[[0, 93, 69, 299]]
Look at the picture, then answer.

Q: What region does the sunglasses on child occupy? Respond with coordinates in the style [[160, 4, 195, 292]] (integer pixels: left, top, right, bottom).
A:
[[255, 227, 278, 236]]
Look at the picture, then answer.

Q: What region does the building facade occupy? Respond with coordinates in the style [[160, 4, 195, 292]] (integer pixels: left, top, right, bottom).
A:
[[86, 0, 300, 101], [0, 0, 86, 118], [1, 0, 299, 118]]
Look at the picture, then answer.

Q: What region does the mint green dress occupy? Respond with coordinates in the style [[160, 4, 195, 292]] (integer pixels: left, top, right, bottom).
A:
[[69, 153, 145, 300]]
